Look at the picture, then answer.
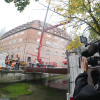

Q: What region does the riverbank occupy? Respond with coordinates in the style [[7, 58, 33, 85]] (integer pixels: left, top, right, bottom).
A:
[[0, 75, 68, 100], [12, 83, 67, 100]]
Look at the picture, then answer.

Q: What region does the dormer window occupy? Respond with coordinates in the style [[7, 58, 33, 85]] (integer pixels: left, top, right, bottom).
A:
[[20, 32, 24, 35], [10, 35, 13, 38], [15, 34, 18, 36], [39, 27, 42, 29]]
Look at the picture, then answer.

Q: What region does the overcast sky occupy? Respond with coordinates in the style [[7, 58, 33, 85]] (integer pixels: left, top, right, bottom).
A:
[[0, 0, 63, 32], [0, 0, 87, 38]]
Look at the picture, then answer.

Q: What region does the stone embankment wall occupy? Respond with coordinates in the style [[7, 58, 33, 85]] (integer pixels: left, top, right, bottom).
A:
[[0, 70, 48, 83]]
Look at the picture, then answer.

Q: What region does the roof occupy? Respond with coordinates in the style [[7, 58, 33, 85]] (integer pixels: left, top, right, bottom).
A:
[[1, 20, 71, 40]]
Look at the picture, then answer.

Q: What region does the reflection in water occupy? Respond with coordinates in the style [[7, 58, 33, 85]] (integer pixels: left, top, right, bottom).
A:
[[0, 75, 68, 100], [0, 98, 10, 100], [42, 79, 68, 90]]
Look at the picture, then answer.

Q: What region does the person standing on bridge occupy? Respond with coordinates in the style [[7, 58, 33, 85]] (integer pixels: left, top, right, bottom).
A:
[[73, 56, 100, 100]]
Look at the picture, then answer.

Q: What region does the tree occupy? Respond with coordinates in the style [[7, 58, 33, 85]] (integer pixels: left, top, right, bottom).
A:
[[88, 28, 98, 42], [5, 0, 39, 12], [66, 34, 81, 51], [48, 0, 100, 35]]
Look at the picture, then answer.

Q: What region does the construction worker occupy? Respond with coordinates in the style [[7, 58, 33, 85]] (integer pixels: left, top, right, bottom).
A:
[[11, 63, 15, 67], [17, 55, 20, 61], [16, 55, 20, 70], [6, 58, 10, 65], [37, 63, 39, 68], [10, 62, 16, 70]]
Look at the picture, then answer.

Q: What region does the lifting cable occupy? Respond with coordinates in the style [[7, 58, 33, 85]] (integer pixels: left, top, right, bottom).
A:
[[26, 0, 51, 56]]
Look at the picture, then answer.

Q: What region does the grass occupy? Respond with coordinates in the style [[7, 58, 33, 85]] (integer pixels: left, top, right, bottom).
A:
[[46, 90, 55, 96], [0, 83, 33, 99], [46, 75, 68, 81], [36, 85, 49, 89]]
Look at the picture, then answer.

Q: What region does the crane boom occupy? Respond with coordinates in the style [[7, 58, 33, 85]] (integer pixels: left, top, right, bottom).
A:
[[37, 21, 70, 63]]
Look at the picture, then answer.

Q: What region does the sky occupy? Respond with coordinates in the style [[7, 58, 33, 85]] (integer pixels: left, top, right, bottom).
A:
[[0, 0, 87, 38], [0, 0, 62, 32]]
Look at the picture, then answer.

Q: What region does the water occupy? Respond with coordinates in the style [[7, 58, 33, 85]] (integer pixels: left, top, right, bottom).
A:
[[0, 98, 10, 100], [0, 75, 68, 100], [41, 79, 68, 90]]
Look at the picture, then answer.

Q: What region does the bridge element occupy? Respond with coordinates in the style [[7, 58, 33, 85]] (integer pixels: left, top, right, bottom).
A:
[[21, 67, 67, 74]]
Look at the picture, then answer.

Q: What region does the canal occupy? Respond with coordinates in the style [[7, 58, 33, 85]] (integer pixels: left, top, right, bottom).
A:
[[0, 75, 68, 100]]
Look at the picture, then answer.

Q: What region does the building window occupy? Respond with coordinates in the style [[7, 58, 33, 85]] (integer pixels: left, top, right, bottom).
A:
[[54, 43, 58, 47], [27, 57, 31, 62], [54, 32, 56, 34], [10, 35, 13, 38], [12, 48, 14, 52], [46, 50, 50, 55], [47, 30, 49, 32], [7, 37, 9, 39], [46, 41, 51, 45], [13, 40, 16, 43], [41, 58, 44, 62], [47, 34, 51, 38], [39, 27, 42, 29], [15, 34, 18, 36], [61, 34, 62, 36], [8, 49, 9, 53], [62, 53, 64, 57], [4, 50, 6, 53], [38, 32, 41, 35], [61, 45, 65, 48], [4, 38, 6, 40], [54, 37, 58, 40], [61, 39, 64, 41], [19, 38, 22, 42], [11, 55, 13, 59], [37, 39, 40, 42], [17, 47, 20, 52], [35, 49, 38, 53], [5, 43, 7, 45], [9, 41, 11, 44], [54, 52, 58, 56], [20, 32, 24, 35]]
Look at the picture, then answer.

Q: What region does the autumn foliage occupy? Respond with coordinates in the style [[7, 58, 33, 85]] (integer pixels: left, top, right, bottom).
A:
[[48, 0, 100, 35], [66, 34, 81, 50]]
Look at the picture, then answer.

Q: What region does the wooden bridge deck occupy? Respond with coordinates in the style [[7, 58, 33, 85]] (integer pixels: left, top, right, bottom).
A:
[[21, 67, 67, 74]]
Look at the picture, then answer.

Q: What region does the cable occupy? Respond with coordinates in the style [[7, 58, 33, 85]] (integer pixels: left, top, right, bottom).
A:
[[47, 12, 54, 23], [25, 0, 51, 64], [38, 2, 62, 16], [42, 0, 51, 30], [23, 9, 34, 68]]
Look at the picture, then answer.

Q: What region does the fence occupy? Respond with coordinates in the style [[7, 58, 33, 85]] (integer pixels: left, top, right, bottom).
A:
[[0, 54, 6, 67], [66, 50, 81, 98]]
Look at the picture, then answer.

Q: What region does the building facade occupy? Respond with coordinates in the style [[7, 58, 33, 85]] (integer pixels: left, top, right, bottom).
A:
[[1, 20, 71, 66]]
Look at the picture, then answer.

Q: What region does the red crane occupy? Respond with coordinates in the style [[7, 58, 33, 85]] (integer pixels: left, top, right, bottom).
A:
[[37, 21, 70, 64]]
